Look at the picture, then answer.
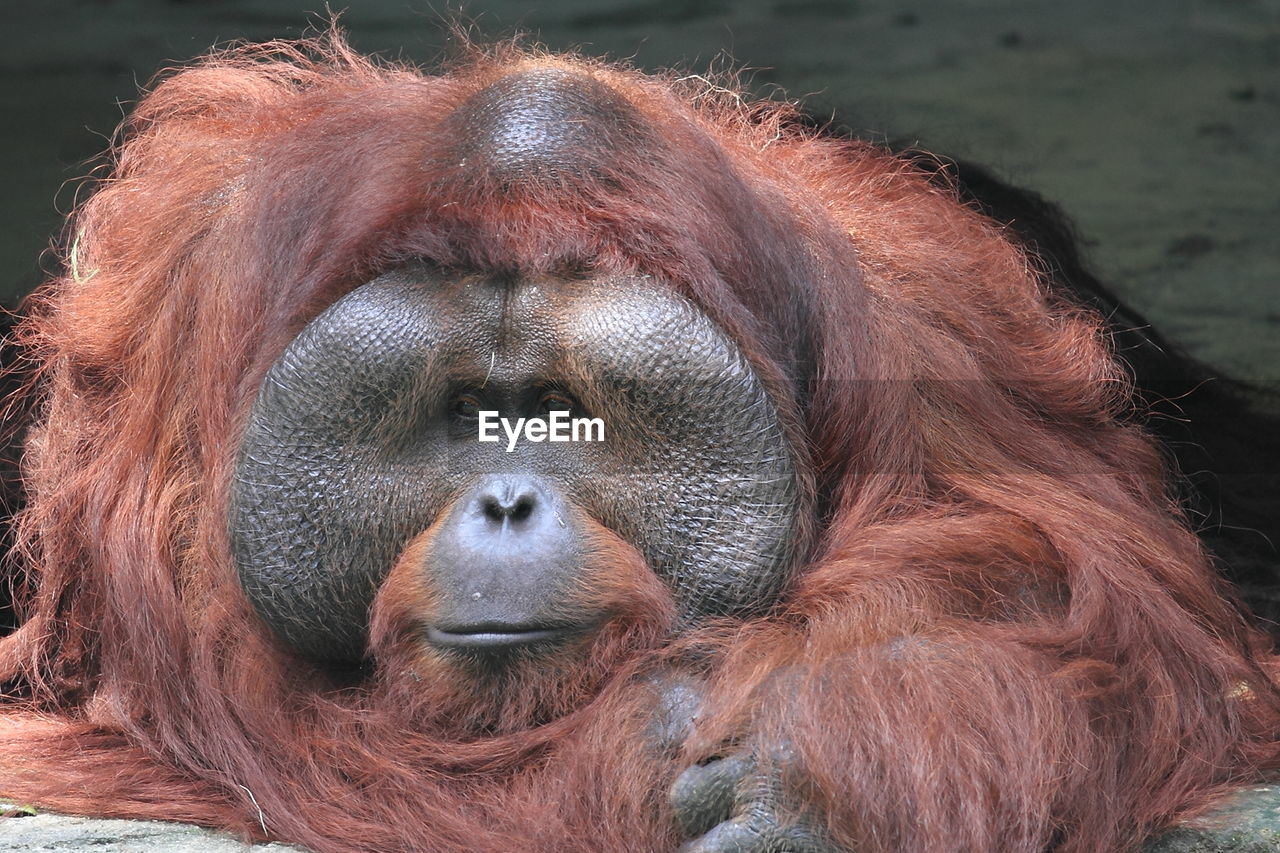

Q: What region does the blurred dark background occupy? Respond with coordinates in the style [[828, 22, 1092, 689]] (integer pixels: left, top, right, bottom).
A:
[[2, 0, 1277, 379], [0, 0, 1274, 379]]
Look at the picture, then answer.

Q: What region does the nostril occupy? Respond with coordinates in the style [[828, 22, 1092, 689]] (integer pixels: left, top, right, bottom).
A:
[[510, 494, 534, 522], [480, 495, 504, 521], [480, 487, 539, 524]]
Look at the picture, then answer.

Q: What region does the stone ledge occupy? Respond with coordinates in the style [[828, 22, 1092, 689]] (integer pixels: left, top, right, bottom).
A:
[[1144, 785, 1280, 853], [0, 810, 306, 853], [2, 787, 1277, 851]]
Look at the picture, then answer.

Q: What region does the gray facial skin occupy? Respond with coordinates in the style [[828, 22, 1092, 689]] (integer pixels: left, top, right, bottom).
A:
[[230, 265, 798, 662]]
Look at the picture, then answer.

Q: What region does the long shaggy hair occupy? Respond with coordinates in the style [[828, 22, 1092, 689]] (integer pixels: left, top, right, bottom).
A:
[[1, 31, 1277, 853]]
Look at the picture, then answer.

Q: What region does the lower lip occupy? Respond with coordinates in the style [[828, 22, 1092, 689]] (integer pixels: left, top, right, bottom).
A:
[[426, 626, 575, 649]]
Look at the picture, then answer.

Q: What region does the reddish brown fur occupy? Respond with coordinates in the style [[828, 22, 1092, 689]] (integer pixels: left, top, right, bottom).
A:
[[2, 31, 1278, 853]]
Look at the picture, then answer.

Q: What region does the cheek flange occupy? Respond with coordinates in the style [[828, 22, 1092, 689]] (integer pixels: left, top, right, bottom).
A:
[[229, 271, 458, 662], [552, 278, 801, 623]]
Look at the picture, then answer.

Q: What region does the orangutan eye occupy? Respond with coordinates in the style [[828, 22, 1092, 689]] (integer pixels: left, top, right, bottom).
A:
[[453, 393, 483, 419], [538, 390, 577, 414]]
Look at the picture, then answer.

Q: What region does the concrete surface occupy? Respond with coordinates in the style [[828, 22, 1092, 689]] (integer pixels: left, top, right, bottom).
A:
[[0, 808, 305, 852], [4, 787, 1279, 851]]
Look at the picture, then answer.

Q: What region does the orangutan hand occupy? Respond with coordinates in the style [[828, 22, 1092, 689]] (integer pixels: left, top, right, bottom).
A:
[[669, 735, 838, 852]]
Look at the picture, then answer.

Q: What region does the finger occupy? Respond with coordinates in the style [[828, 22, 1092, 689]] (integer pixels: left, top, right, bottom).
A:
[[772, 819, 836, 853], [677, 813, 771, 853], [670, 753, 755, 837], [677, 812, 834, 853]]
